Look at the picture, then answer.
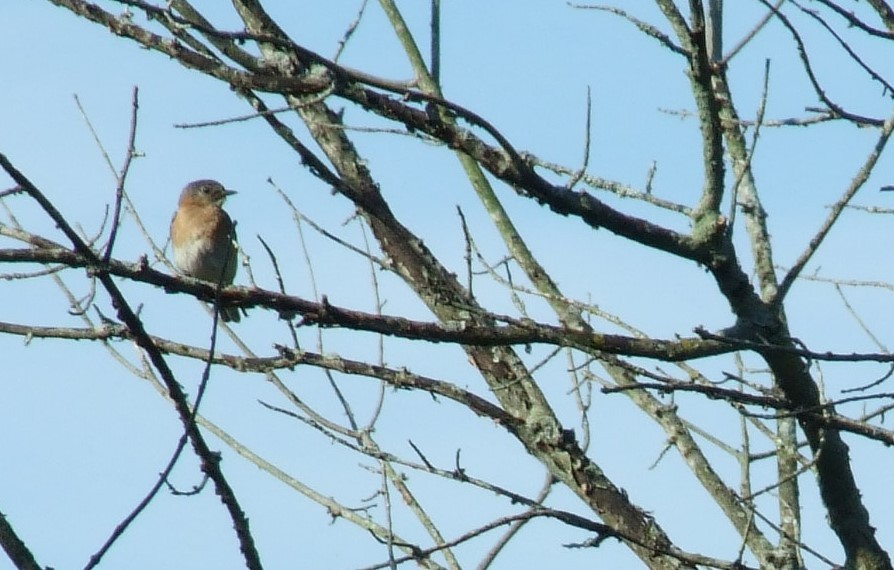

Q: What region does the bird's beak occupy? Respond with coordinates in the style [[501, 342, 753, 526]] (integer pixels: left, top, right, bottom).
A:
[[224, 189, 238, 196]]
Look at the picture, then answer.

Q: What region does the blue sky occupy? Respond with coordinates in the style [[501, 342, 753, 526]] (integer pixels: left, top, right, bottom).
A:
[[2, 1, 894, 568]]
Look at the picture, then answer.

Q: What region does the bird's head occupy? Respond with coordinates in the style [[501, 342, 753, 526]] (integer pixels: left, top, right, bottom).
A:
[[179, 179, 237, 207]]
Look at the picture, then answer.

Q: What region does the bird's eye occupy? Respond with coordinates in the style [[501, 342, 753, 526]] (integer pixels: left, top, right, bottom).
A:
[[201, 186, 212, 194]]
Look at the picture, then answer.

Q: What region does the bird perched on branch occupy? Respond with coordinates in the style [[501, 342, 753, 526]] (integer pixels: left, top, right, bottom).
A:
[[170, 179, 241, 322]]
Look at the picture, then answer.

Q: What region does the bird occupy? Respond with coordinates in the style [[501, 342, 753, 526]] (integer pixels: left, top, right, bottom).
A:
[[170, 179, 241, 322]]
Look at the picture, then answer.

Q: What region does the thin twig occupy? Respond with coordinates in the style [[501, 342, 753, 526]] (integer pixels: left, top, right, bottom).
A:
[[334, 0, 369, 62], [565, 86, 592, 190], [103, 86, 140, 263], [721, 0, 786, 63], [775, 110, 894, 304], [791, 0, 894, 96], [570, 4, 687, 55], [727, 59, 771, 236], [357, 218, 388, 431], [756, 0, 884, 126], [257, 234, 300, 347], [430, 0, 440, 85], [84, 435, 190, 569]]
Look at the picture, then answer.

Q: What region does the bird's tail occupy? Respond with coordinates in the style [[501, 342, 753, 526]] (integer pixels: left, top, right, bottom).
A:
[[220, 305, 242, 323]]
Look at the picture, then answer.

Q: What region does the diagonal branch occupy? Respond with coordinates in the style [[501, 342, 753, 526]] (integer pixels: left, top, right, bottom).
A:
[[0, 153, 263, 570], [0, 509, 42, 570], [775, 110, 894, 305]]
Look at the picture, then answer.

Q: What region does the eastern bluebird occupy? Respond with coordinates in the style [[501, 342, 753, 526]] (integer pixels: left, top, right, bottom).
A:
[[170, 179, 241, 322]]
